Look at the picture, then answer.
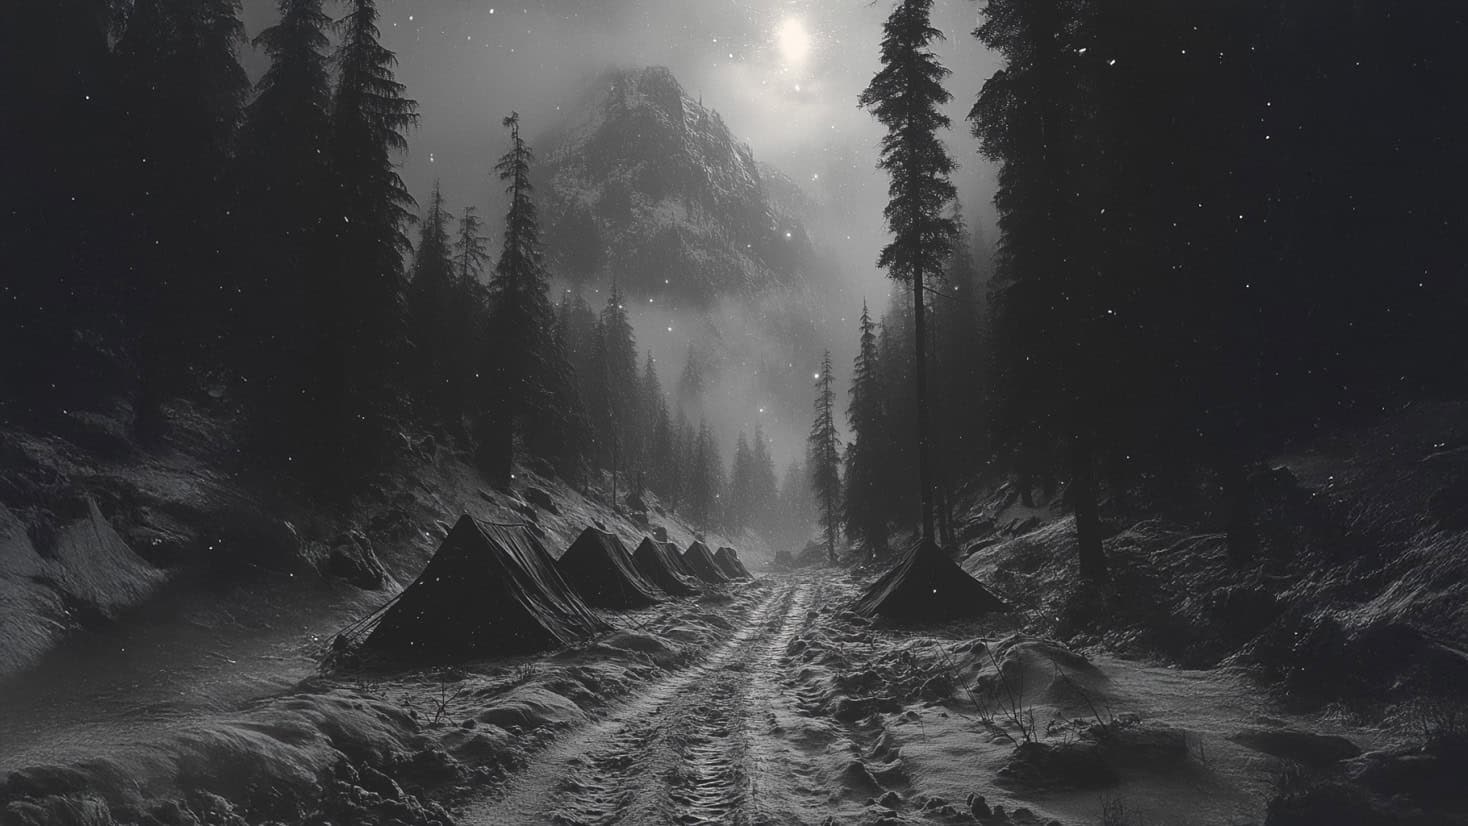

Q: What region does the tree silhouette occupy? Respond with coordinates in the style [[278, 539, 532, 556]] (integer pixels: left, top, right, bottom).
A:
[[114, 0, 248, 437], [844, 302, 888, 555], [480, 113, 577, 482], [808, 350, 842, 562], [972, 0, 1107, 579], [233, 0, 334, 468], [859, 0, 957, 545], [407, 183, 458, 423], [750, 422, 779, 537], [318, 0, 418, 485]]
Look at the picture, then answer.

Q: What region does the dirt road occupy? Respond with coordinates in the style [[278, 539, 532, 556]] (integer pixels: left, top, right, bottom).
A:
[[464, 576, 837, 825]]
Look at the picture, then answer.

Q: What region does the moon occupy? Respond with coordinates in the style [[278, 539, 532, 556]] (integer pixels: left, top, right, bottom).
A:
[[775, 16, 813, 69]]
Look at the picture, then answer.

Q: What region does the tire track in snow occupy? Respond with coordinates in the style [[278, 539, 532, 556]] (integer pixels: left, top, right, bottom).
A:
[[463, 577, 817, 825]]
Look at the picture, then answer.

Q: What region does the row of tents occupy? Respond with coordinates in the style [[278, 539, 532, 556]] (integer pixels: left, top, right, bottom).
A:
[[349, 516, 752, 662]]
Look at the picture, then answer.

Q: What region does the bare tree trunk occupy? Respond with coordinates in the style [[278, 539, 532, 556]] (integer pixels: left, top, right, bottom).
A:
[[928, 295, 954, 550], [913, 275, 936, 543], [937, 482, 956, 548], [826, 490, 836, 562], [1070, 427, 1107, 579], [1107, 450, 1131, 514]]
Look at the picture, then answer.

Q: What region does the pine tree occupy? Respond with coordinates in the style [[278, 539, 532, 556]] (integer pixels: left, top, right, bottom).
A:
[[808, 350, 842, 561], [113, 0, 248, 434], [1, 0, 122, 421], [319, 0, 418, 484], [597, 284, 641, 501], [844, 302, 889, 554], [669, 410, 695, 512], [729, 432, 755, 531], [973, 0, 1106, 578], [449, 205, 492, 435], [480, 113, 576, 482], [407, 183, 458, 421], [930, 209, 988, 545], [689, 419, 723, 528], [750, 422, 779, 536], [234, 0, 334, 465], [543, 321, 594, 484], [874, 306, 920, 530], [454, 206, 492, 286], [777, 459, 816, 550], [642, 355, 674, 497], [649, 396, 675, 499], [859, 0, 958, 545], [556, 293, 602, 474], [678, 344, 707, 406]]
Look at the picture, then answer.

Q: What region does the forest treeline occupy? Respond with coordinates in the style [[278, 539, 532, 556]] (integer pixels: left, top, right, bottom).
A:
[[825, 0, 1468, 572], [5, 0, 1465, 562], [4, 0, 427, 488], [0, 0, 814, 540]]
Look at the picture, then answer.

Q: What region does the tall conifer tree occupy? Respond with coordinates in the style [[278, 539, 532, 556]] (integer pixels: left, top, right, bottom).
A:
[[235, 0, 334, 464], [750, 422, 779, 535], [859, 0, 958, 544], [481, 113, 578, 480], [729, 432, 755, 531], [407, 184, 457, 421], [320, 0, 418, 482], [844, 302, 888, 554], [973, 0, 1107, 578], [114, 0, 248, 434], [454, 207, 491, 286], [808, 350, 842, 561]]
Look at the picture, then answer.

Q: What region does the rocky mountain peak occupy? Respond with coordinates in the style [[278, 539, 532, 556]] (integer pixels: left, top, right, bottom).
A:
[[538, 66, 815, 304]]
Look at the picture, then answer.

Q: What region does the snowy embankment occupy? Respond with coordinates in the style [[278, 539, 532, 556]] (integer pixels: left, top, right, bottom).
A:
[[915, 401, 1468, 823], [0, 497, 164, 677], [0, 402, 765, 825], [769, 569, 1398, 825], [1, 584, 770, 825], [954, 402, 1468, 705]]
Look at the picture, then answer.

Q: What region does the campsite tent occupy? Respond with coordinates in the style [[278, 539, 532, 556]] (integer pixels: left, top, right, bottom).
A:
[[632, 537, 700, 597], [661, 541, 699, 580], [557, 527, 662, 609], [361, 516, 609, 660], [713, 546, 752, 579], [682, 540, 730, 584], [852, 538, 1009, 621]]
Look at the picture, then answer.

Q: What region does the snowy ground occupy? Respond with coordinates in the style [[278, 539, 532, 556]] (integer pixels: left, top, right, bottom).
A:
[[7, 404, 1468, 824], [2, 567, 1405, 826]]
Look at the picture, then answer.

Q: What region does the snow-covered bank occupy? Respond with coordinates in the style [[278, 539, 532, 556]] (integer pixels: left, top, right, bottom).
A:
[[0, 394, 761, 677], [948, 404, 1468, 697], [0, 397, 768, 824], [768, 570, 1402, 825], [0, 496, 165, 679], [0, 576, 771, 825]]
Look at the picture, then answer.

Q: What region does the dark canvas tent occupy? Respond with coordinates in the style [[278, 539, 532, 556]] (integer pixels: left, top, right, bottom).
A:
[[852, 539, 1009, 621], [361, 516, 609, 660], [632, 537, 700, 597], [682, 540, 730, 584], [557, 527, 662, 608], [661, 541, 698, 580], [713, 546, 752, 579]]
